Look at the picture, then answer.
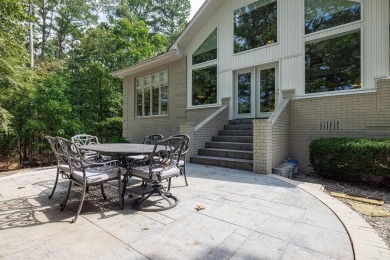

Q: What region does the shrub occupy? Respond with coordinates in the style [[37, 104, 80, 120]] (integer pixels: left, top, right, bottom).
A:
[[94, 117, 123, 143], [309, 138, 390, 181]]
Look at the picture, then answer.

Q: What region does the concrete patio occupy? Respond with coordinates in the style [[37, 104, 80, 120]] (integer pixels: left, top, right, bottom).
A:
[[0, 164, 367, 259]]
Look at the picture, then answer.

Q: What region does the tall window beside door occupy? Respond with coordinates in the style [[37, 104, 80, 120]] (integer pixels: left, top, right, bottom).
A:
[[136, 71, 168, 117], [192, 28, 218, 106]]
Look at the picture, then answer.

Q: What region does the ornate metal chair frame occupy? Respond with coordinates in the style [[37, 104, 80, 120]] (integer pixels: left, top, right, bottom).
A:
[[143, 134, 164, 145], [71, 134, 110, 162], [57, 137, 122, 223], [170, 134, 190, 190], [45, 136, 71, 199], [126, 137, 183, 211]]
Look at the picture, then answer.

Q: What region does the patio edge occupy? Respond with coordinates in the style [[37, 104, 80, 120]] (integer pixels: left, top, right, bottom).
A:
[[268, 174, 390, 260]]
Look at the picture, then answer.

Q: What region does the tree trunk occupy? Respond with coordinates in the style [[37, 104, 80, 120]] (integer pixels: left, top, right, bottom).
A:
[[29, 0, 34, 69]]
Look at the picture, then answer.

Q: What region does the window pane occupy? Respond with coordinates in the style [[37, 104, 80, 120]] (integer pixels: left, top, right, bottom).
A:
[[152, 86, 160, 116], [137, 89, 143, 116], [137, 78, 143, 87], [193, 28, 218, 65], [305, 0, 361, 34], [237, 72, 251, 114], [234, 0, 277, 53], [305, 31, 361, 94], [160, 71, 168, 83], [161, 85, 168, 115], [144, 88, 151, 116], [152, 73, 159, 84], [144, 75, 151, 86], [260, 68, 275, 113], [192, 66, 218, 106]]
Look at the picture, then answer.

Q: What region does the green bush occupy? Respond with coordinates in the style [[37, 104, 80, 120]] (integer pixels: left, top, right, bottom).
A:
[[309, 138, 390, 180], [94, 117, 123, 143]]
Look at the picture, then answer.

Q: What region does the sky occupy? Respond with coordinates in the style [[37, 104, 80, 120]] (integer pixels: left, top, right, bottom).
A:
[[189, 0, 206, 20]]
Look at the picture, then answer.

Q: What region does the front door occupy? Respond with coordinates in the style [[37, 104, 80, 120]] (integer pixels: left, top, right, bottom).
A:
[[235, 68, 255, 118], [256, 65, 278, 117], [235, 64, 279, 118]]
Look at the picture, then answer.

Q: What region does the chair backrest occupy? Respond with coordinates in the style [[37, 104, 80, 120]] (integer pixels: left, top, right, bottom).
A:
[[57, 137, 85, 172], [149, 137, 184, 169], [71, 134, 99, 146], [171, 134, 190, 157], [143, 134, 164, 145], [45, 135, 68, 165]]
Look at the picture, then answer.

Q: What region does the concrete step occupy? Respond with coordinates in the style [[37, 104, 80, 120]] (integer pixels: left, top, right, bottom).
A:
[[212, 136, 253, 143], [198, 148, 253, 160], [218, 130, 252, 136], [229, 119, 253, 125], [190, 155, 253, 171], [224, 124, 253, 130], [206, 141, 253, 151]]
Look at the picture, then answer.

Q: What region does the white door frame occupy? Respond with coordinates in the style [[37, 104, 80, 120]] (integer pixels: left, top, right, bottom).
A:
[[255, 63, 280, 118], [234, 68, 255, 119], [234, 63, 280, 119]]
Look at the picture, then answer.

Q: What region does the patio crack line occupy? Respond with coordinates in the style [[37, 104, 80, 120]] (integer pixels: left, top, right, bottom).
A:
[[198, 212, 338, 259], [80, 216, 150, 259], [268, 174, 390, 260]]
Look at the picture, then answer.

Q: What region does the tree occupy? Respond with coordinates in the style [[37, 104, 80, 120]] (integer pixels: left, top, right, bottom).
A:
[[124, 0, 190, 46]]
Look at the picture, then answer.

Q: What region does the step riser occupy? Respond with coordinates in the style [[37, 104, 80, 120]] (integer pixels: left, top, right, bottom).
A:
[[219, 130, 252, 136], [212, 136, 253, 143], [224, 124, 253, 130], [206, 142, 253, 151], [198, 149, 253, 160], [229, 119, 253, 125], [190, 157, 253, 171]]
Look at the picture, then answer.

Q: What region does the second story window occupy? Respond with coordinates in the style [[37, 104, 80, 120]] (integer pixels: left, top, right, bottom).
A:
[[234, 0, 278, 53], [305, 0, 361, 34]]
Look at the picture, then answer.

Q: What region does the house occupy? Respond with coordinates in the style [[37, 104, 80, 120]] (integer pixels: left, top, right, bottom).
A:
[[112, 0, 390, 173]]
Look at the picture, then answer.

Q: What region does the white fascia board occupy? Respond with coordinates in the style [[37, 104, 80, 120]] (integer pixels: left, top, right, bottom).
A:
[[111, 50, 182, 78]]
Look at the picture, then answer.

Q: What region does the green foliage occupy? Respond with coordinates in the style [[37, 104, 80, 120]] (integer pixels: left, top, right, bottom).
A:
[[124, 0, 190, 46], [0, 0, 188, 166], [310, 138, 390, 180], [94, 117, 123, 143]]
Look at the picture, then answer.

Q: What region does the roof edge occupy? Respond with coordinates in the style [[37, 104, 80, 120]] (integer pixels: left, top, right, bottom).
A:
[[111, 50, 182, 78]]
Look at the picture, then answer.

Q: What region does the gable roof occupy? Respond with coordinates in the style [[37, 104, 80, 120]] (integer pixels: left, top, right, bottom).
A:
[[111, 0, 224, 78], [169, 0, 224, 54]]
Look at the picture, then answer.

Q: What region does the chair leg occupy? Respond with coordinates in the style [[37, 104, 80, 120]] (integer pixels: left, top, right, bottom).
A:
[[60, 181, 72, 211], [100, 183, 107, 200], [118, 174, 122, 209], [72, 183, 87, 223], [49, 168, 60, 199], [168, 178, 171, 191], [183, 165, 188, 186]]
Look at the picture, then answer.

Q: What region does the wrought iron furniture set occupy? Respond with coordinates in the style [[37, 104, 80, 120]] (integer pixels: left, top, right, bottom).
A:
[[45, 133, 190, 222]]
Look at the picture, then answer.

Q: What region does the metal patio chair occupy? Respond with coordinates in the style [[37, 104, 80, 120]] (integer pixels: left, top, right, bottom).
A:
[[71, 134, 111, 162], [128, 137, 183, 211], [45, 135, 71, 199], [143, 134, 164, 145], [57, 137, 122, 223], [128, 134, 164, 186], [170, 134, 190, 189]]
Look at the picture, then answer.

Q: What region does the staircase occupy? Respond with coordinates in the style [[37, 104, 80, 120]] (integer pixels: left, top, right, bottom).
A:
[[190, 119, 253, 171]]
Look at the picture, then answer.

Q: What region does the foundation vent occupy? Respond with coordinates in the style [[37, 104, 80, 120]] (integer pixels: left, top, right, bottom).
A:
[[320, 121, 340, 131]]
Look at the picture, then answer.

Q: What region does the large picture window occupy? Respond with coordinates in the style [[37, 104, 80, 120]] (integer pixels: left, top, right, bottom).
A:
[[305, 0, 361, 34], [305, 31, 361, 94], [136, 71, 168, 117], [234, 0, 277, 53], [192, 66, 217, 106]]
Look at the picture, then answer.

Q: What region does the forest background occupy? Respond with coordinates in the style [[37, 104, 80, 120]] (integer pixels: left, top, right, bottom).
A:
[[0, 0, 191, 168]]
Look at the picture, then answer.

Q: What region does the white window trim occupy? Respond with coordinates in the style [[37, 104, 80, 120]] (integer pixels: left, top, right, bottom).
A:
[[189, 26, 219, 108], [136, 70, 168, 118], [303, 0, 364, 96]]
